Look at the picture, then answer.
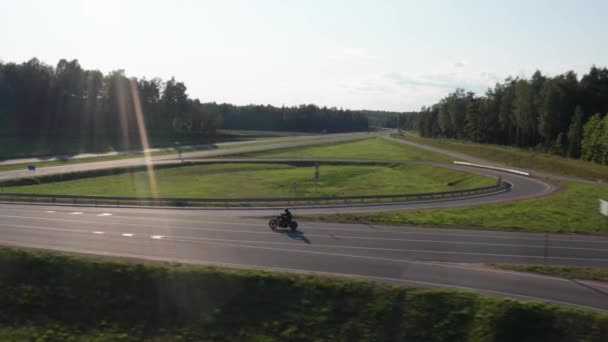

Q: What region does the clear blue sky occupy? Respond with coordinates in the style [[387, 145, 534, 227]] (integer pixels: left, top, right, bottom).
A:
[[2, 0, 606, 111]]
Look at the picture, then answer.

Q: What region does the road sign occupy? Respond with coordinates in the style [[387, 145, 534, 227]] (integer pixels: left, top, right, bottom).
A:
[[600, 199, 608, 216]]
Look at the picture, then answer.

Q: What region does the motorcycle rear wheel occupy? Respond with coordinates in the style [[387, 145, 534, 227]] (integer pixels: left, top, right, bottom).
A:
[[269, 219, 279, 230]]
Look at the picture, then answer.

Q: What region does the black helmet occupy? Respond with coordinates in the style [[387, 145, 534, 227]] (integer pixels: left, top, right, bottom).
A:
[[285, 208, 290, 212]]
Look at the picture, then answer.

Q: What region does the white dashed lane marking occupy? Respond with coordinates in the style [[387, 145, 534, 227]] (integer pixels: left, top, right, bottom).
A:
[[92, 231, 105, 234], [97, 213, 112, 217], [70, 212, 83, 215], [44, 211, 56, 213], [151, 235, 165, 240], [122, 233, 134, 237]]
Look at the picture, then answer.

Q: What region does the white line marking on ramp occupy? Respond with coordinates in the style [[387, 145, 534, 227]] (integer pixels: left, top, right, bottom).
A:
[[151, 235, 165, 240], [70, 212, 83, 215], [122, 233, 134, 237], [97, 213, 112, 217], [92, 231, 105, 234]]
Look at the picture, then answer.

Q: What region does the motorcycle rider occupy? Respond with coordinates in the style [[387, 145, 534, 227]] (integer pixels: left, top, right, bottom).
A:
[[281, 208, 292, 223]]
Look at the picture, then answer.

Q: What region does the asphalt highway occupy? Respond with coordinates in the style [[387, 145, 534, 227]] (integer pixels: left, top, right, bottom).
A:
[[1, 203, 607, 311], [0, 132, 369, 180], [0, 132, 604, 311]]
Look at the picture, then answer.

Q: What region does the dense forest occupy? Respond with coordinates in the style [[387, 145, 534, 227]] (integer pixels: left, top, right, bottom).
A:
[[218, 103, 370, 132], [0, 58, 223, 152], [0, 58, 374, 156], [414, 66, 608, 164]]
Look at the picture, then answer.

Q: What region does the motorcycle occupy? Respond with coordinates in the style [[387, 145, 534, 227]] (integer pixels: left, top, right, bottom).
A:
[[268, 215, 298, 231]]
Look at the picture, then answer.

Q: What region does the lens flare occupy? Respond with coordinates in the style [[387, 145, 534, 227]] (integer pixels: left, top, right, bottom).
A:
[[129, 79, 159, 198]]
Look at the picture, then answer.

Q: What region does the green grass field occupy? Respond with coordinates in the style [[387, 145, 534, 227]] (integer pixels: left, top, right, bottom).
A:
[[493, 264, 608, 282], [235, 137, 452, 162], [1, 163, 495, 198], [1, 247, 606, 341], [307, 181, 608, 234], [396, 132, 608, 181]]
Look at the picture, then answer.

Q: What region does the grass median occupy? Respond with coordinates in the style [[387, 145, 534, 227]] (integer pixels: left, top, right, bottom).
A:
[[0, 162, 495, 198], [307, 181, 608, 234], [395, 132, 608, 181], [235, 136, 452, 162], [0, 247, 606, 341]]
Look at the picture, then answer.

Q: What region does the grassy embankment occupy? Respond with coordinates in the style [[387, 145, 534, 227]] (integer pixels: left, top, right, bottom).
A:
[[306, 181, 608, 234], [0, 247, 606, 341], [0, 162, 494, 198], [493, 264, 608, 282], [396, 132, 608, 181]]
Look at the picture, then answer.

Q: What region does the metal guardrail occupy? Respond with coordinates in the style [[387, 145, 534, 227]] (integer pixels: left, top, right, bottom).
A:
[[453, 161, 531, 176], [0, 181, 511, 208]]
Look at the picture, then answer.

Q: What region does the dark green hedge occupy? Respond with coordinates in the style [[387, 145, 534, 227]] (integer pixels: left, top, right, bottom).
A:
[[0, 247, 606, 341]]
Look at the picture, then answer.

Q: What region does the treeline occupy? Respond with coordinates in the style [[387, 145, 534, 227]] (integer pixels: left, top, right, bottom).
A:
[[415, 66, 608, 164], [0, 58, 222, 151], [219, 103, 369, 132], [358, 110, 400, 129], [0, 58, 374, 156]]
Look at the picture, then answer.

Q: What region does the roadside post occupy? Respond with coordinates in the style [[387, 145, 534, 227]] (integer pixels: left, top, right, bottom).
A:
[[314, 162, 320, 180], [543, 233, 549, 265], [600, 199, 608, 230], [174, 142, 182, 161], [27, 165, 36, 176], [292, 181, 297, 197]]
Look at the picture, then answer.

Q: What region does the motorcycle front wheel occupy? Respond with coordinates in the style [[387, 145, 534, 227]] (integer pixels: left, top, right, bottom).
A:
[[289, 221, 298, 230]]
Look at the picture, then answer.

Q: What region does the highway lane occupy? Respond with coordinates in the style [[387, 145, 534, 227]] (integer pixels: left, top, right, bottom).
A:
[[0, 132, 370, 180], [0, 131, 329, 166], [1, 203, 607, 311]]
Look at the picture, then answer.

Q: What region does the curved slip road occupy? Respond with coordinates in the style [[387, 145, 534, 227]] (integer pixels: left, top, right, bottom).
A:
[[0, 156, 556, 214], [384, 135, 602, 184], [0, 203, 607, 311]]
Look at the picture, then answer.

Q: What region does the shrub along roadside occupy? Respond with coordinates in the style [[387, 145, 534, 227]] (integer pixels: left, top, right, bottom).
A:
[[0, 247, 606, 341]]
